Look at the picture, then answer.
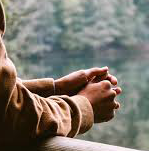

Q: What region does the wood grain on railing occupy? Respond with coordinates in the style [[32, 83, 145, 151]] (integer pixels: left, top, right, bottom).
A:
[[33, 136, 145, 151]]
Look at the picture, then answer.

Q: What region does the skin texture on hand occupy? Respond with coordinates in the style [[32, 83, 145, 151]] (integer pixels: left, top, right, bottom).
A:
[[78, 80, 122, 123], [55, 70, 88, 96], [55, 66, 122, 123], [55, 67, 119, 96]]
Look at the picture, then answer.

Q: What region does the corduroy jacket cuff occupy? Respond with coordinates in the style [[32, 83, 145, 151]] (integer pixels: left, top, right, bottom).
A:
[[71, 95, 94, 134]]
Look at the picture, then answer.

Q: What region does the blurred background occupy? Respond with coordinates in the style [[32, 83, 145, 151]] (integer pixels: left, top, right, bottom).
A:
[[2, 0, 149, 150]]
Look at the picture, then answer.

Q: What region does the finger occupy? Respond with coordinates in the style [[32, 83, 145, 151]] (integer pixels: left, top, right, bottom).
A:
[[114, 101, 120, 109], [93, 73, 117, 85], [100, 80, 112, 90], [112, 87, 122, 95], [104, 111, 115, 122], [92, 72, 108, 83], [106, 74, 118, 85], [107, 89, 117, 100], [85, 66, 109, 81], [106, 101, 120, 110]]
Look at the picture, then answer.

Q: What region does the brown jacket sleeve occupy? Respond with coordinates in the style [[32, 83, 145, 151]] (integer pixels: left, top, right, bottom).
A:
[[20, 78, 55, 97], [0, 37, 94, 147]]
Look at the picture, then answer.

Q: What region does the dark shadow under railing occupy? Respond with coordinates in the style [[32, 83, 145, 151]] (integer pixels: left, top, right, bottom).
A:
[[29, 136, 145, 151]]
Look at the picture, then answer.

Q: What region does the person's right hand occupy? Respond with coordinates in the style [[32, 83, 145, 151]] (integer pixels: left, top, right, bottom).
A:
[[78, 80, 122, 123]]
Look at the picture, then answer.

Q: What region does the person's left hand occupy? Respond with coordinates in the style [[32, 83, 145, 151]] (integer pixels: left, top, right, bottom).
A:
[[55, 67, 118, 96], [84, 67, 118, 85]]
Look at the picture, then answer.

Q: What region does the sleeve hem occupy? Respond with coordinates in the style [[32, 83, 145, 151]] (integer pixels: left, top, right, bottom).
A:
[[70, 95, 94, 134]]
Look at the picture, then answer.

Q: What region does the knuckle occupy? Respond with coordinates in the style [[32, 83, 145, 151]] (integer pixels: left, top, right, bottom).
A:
[[79, 69, 85, 74], [79, 69, 87, 77], [110, 90, 117, 98], [90, 67, 99, 74], [100, 80, 111, 89], [106, 113, 115, 122], [108, 102, 116, 109], [92, 67, 99, 70]]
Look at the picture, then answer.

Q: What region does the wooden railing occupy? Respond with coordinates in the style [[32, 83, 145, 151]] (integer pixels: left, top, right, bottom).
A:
[[29, 136, 145, 151]]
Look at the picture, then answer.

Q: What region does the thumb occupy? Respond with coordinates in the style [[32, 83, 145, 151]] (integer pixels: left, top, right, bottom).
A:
[[85, 66, 109, 81]]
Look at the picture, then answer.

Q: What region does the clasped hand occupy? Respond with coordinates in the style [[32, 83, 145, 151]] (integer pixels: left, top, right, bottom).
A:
[[55, 67, 122, 123]]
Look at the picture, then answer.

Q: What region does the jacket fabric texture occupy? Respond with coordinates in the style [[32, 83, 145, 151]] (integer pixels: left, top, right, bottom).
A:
[[0, 1, 94, 147]]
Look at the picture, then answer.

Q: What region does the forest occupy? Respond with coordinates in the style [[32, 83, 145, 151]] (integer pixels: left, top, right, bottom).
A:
[[2, 0, 149, 150]]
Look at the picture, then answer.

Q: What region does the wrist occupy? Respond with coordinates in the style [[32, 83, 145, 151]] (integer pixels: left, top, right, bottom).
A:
[[54, 79, 64, 95]]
